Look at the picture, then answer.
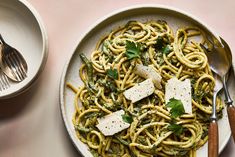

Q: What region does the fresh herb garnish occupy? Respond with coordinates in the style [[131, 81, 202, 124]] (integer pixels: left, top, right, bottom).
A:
[[190, 78, 196, 85], [80, 53, 93, 83], [107, 68, 118, 80], [193, 90, 209, 103], [107, 81, 118, 93], [122, 113, 133, 124], [103, 102, 121, 111], [125, 40, 141, 59], [162, 45, 171, 54], [97, 79, 118, 93], [140, 51, 150, 66], [168, 123, 184, 136], [115, 135, 130, 146], [102, 40, 110, 54], [80, 53, 97, 93], [84, 112, 104, 119], [166, 98, 185, 118], [155, 36, 165, 50], [137, 136, 148, 145], [75, 125, 91, 133], [155, 36, 171, 54]]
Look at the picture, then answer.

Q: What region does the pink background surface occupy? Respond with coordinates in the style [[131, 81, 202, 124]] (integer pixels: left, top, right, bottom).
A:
[[0, 0, 235, 156]]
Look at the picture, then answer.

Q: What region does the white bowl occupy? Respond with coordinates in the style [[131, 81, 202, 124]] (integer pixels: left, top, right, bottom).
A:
[[60, 4, 233, 157], [0, 0, 48, 99]]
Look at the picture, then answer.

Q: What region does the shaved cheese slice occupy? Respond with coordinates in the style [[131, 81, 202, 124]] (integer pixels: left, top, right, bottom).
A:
[[124, 78, 155, 103], [134, 64, 162, 89], [96, 110, 130, 136], [165, 77, 192, 114]]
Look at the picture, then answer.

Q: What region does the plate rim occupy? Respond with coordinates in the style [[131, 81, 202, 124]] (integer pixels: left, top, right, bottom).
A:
[[0, 0, 49, 99], [59, 4, 231, 156]]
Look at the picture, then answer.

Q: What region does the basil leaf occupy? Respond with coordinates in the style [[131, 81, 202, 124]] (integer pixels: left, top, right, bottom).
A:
[[168, 123, 184, 136], [122, 114, 133, 124], [107, 68, 118, 80], [166, 98, 185, 118], [155, 36, 171, 54], [162, 45, 171, 54], [125, 41, 141, 59], [155, 36, 165, 50]]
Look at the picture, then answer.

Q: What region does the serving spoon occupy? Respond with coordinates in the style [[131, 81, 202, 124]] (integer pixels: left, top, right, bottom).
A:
[[201, 36, 235, 156], [0, 34, 27, 82]]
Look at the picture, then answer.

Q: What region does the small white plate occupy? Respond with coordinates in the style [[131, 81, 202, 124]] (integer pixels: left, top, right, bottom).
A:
[[60, 4, 233, 157], [0, 0, 48, 99]]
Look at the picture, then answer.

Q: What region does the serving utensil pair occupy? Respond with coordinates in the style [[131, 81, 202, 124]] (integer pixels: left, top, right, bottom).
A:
[[201, 36, 235, 157], [0, 34, 27, 91]]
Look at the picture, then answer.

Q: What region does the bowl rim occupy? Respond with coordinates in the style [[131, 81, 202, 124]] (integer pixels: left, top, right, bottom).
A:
[[59, 4, 231, 156], [0, 0, 48, 99]]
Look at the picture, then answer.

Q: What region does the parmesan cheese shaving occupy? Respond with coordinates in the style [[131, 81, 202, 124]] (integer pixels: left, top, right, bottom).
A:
[[165, 77, 192, 114], [123, 78, 155, 103], [134, 64, 162, 89]]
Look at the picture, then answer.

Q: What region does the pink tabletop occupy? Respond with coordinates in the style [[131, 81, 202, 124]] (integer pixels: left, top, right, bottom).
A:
[[0, 0, 234, 157]]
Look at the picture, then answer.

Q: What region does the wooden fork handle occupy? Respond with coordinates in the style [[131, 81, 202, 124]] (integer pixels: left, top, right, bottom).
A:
[[208, 121, 218, 157], [227, 105, 235, 141]]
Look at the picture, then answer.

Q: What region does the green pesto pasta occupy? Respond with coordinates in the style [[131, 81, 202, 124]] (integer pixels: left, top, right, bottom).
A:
[[67, 20, 223, 157]]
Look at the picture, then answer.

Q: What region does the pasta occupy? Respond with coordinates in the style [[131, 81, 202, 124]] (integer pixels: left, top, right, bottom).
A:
[[67, 20, 224, 157]]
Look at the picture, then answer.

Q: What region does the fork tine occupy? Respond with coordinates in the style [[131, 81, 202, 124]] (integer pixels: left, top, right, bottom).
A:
[[2, 76, 8, 90], [18, 56, 27, 78], [8, 53, 24, 80], [12, 52, 27, 80], [204, 33, 223, 48], [4, 55, 21, 81], [7, 53, 25, 81], [0, 71, 10, 91], [2, 73, 10, 88], [0, 73, 5, 90], [11, 52, 27, 79]]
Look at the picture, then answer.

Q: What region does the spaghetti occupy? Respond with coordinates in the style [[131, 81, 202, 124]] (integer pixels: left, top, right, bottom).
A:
[[67, 20, 223, 157]]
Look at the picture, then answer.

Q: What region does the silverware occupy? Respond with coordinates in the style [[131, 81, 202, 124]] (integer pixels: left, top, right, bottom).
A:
[[0, 34, 27, 82], [201, 36, 235, 141], [208, 74, 222, 157], [0, 70, 10, 91]]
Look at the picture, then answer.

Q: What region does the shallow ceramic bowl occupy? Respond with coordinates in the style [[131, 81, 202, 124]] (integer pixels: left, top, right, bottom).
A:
[[0, 0, 48, 99], [60, 5, 233, 157]]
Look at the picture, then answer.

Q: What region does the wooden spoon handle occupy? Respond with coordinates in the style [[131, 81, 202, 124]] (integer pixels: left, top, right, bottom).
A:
[[227, 105, 235, 141], [208, 121, 218, 157]]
